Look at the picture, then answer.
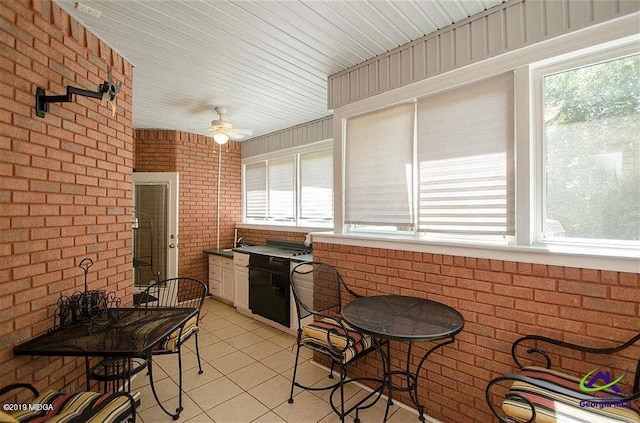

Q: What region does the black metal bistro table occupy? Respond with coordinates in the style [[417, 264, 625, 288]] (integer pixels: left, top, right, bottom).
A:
[[14, 307, 197, 419], [342, 295, 464, 422]]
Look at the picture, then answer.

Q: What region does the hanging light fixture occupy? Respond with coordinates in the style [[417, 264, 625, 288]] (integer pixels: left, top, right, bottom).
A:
[[213, 132, 229, 144]]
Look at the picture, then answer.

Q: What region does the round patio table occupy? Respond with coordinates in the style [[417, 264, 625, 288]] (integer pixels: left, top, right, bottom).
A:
[[342, 295, 464, 422]]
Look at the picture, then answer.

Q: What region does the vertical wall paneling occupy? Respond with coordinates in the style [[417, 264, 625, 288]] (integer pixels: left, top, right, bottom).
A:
[[470, 17, 488, 61], [568, 0, 592, 29], [545, 0, 568, 35], [505, 2, 525, 49], [327, 0, 638, 110], [400, 48, 412, 85], [367, 62, 378, 95], [524, 0, 545, 42], [426, 37, 439, 76], [413, 42, 427, 80], [440, 30, 455, 71], [454, 25, 471, 67], [241, 116, 333, 158], [487, 9, 506, 56]]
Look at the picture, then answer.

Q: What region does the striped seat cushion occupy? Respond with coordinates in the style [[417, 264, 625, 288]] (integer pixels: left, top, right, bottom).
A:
[[9, 390, 139, 423], [301, 318, 373, 364], [502, 366, 640, 423], [155, 315, 199, 352]]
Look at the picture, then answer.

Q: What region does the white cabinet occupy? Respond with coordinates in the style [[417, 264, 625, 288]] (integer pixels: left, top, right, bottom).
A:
[[208, 254, 234, 303], [233, 253, 249, 311]]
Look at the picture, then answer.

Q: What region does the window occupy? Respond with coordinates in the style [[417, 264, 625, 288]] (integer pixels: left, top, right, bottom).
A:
[[537, 52, 640, 244], [243, 144, 333, 227], [344, 73, 514, 240], [345, 103, 415, 232], [417, 73, 514, 237]]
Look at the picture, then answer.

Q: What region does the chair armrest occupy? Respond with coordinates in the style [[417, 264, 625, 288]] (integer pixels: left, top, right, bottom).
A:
[[511, 333, 640, 393], [0, 383, 39, 399]]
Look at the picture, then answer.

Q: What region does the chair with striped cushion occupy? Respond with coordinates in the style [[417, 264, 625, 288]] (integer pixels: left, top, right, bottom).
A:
[[135, 277, 207, 418], [288, 262, 384, 423], [0, 383, 138, 422], [486, 333, 640, 422]]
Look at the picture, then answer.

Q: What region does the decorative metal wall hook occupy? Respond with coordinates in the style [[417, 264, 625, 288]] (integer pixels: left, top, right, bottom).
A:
[[35, 68, 122, 118]]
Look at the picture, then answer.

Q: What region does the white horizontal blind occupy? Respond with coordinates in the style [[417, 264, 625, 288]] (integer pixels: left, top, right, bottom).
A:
[[300, 149, 333, 224], [245, 162, 267, 220], [267, 156, 295, 222], [417, 72, 515, 236], [345, 102, 415, 227]]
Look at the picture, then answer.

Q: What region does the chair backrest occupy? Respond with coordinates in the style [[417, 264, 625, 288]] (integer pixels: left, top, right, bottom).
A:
[[136, 277, 207, 311], [290, 262, 357, 322]]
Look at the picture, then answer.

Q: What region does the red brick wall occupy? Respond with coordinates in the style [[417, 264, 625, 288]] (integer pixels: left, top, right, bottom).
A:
[[135, 130, 241, 282], [0, 0, 133, 395], [313, 242, 640, 423]]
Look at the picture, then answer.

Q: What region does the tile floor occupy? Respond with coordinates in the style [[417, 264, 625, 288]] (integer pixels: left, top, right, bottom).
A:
[[130, 297, 422, 423]]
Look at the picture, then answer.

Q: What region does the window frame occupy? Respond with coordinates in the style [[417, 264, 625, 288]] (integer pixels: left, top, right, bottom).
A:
[[531, 42, 640, 251], [242, 140, 333, 228]]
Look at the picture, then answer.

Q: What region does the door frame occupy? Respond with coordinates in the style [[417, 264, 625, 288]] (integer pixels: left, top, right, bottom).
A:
[[133, 172, 179, 281]]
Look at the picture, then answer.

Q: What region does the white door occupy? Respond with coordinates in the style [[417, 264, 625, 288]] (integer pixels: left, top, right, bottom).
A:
[[132, 172, 179, 291]]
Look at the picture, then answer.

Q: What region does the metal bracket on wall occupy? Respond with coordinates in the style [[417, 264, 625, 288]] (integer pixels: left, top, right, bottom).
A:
[[35, 68, 122, 118]]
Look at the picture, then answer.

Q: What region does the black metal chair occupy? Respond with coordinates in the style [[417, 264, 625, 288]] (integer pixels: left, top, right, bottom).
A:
[[135, 277, 208, 418], [486, 333, 640, 423], [288, 262, 385, 423]]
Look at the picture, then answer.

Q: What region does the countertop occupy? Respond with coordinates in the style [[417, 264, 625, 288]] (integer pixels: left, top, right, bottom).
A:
[[203, 248, 234, 259], [203, 246, 313, 262]]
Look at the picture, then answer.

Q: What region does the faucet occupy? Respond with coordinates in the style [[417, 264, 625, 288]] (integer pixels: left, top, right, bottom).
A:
[[235, 237, 244, 248]]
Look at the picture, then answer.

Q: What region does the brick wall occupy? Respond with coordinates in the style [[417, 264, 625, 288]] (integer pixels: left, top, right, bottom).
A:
[[135, 130, 241, 282], [313, 242, 640, 423], [0, 0, 133, 395]]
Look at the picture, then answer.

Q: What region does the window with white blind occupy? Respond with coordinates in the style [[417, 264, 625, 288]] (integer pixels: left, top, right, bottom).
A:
[[417, 73, 515, 237], [344, 73, 514, 239], [245, 162, 267, 221], [299, 149, 333, 226], [267, 156, 295, 222], [243, 144, 333, 227], [345, 103, 415, 231]]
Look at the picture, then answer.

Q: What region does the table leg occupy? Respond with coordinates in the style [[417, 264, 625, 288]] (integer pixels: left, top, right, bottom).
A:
[[147, 353, 181, 420], [409, 337, 455, 422]]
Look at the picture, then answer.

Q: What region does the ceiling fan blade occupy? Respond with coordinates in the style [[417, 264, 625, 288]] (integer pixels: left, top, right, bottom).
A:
[[227, 131, 248, 140]]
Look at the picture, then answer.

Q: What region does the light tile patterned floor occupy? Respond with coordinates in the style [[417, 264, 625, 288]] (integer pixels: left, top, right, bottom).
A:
[[131, 297, 421, 423]]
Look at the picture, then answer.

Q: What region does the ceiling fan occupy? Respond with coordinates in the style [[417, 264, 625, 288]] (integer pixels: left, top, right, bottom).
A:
[[206, 107, 253, 144]]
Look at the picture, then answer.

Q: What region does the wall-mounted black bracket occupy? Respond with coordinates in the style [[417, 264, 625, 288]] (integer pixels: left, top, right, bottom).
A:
[[35, 82, 112, 118]]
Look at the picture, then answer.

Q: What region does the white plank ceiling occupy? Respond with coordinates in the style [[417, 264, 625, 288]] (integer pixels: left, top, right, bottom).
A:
[[55, 0, 505, 139]]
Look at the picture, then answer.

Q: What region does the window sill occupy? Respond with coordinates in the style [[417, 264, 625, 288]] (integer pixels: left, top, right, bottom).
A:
[[309, 232, 639, 273]]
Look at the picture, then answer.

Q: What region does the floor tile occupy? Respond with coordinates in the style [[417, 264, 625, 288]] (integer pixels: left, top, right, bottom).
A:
[[199, 341, 237, 362], [261, 349, 297, 374], [187, 377, 244, 411], [212, 324, 248, 340], [227, 361, 277, 391], [242, 339, 284, 361], [173, 362, 223, 392], [138, 391, 203, 422], [210, 350, 256, 375], [226, 331, 265, 349], [247, 374, 293, 409], [272, 390, 333, 423], [251, 411, 286, 422], [206, 392, 270, 423]]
